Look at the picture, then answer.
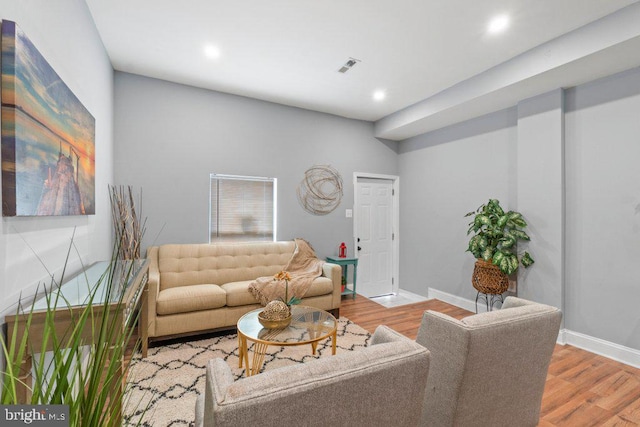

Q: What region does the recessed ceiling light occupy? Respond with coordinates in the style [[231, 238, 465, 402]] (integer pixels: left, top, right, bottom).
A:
[[204, 44, 221, 59], [487, 14, 510, 34], [373, 90, 386, 101]]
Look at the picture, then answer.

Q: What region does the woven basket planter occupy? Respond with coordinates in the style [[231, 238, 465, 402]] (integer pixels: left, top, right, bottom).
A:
[[472, 258, 509, 295]]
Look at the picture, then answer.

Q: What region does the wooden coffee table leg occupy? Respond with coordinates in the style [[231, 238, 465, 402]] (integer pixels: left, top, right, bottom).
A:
[[311, 341, 318, 355], [332, 329, 337, 355], [239, 334, 250, 374], [238, 334, 244, 368], [250, 342, 269, 376]]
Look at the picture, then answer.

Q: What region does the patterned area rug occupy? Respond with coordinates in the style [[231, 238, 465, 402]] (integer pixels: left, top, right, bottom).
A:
[[124, 318, 370, 426]]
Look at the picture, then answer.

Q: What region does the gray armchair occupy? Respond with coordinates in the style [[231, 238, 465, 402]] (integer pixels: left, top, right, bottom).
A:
[[195, 325, 430, 427], [417, 296, 561, 427]]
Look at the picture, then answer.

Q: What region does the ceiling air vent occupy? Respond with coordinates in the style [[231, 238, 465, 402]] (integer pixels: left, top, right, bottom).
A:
[[338, 57, 361, 73]]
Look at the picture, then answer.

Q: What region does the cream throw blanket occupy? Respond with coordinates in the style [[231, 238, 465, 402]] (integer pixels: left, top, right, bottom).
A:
[[248, 239, 324, 306]]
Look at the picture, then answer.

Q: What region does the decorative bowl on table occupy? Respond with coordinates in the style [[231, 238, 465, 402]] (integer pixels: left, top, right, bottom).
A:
[[258, 311, 292, 329]]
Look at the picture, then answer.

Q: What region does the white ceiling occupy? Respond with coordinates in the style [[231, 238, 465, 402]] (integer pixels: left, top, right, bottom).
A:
[[86, 0, 640, 140]]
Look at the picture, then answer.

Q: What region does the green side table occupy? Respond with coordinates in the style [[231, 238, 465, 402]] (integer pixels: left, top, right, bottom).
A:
[[326, 256, 358, 299]]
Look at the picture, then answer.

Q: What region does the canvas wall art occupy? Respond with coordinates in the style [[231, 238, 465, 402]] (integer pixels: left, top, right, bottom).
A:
[[1, 20, 95, 216]]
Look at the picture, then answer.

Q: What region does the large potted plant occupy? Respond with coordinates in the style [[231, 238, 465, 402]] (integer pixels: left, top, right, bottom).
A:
[[2, 188, 148, 426], [465, 199, 534, 295], [1, 241, 148, 426]]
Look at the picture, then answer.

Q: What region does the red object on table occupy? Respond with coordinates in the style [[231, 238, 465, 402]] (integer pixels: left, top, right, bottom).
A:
[[339, 242, 347, 258]]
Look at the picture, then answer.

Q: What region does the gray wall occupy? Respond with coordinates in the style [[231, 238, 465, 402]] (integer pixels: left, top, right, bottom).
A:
[[0, 0, 114, 317], [113, 72, 398, 259], [516, 90, 565, 312], [565, 67, 640, 349], [398, 108, 517, 300], [398, 66, 640, 351]]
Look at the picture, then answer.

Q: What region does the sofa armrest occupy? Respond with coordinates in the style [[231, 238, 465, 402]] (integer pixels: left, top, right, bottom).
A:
[[371, 325, 408, 346], [201, 358, 235, 426], [194, 395, 204, 427], [416, 310, 470, 426], [502, 296, 536, 310], [322, 262, 342, 309], [322, 262, 341, 282], [142, 246, 161, 356]]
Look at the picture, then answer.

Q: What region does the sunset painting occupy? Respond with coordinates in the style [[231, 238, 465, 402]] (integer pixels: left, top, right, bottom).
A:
[[1, 20, 95, 216]]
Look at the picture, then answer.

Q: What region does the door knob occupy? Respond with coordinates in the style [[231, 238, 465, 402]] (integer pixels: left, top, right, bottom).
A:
[[357, 246, 362, 251], [357, 237, 360, 242]]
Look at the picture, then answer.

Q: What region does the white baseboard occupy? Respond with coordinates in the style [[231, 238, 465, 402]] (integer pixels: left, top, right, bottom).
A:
[[396, 288, 429, 301], [563, 330, 640, 369], [427, 287, 489, 313], [557, 329, 568, 345], [427, 287, 640, 369]]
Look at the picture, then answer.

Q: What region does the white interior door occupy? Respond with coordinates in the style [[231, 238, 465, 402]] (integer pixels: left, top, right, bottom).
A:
[[356, 178, 394, 297]]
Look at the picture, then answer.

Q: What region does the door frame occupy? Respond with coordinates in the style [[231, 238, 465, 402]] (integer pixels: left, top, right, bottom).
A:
[[353, 172, 400, 295]]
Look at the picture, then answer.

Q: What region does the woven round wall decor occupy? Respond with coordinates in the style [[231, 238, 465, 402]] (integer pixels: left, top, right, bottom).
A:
[[297, 165, 343, 215]]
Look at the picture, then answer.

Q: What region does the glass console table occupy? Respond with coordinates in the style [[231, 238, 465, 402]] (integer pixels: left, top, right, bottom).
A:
[[4, 259, 149, 422]]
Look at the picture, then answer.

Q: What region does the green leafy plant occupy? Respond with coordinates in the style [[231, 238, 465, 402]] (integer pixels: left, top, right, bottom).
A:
[[465, 199, 535, 275], [1, 235, 149, 426]]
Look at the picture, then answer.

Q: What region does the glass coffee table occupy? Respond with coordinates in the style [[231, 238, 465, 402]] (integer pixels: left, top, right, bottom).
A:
[[237, 305, 338, 376]]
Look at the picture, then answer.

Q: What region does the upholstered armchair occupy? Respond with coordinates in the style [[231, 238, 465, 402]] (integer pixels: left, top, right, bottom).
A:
[[195, 325, 430, 427], [417, 296, 562, 427]]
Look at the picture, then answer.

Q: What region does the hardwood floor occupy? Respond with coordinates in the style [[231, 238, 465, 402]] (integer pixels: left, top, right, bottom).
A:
[[340, 295, 640, 427]]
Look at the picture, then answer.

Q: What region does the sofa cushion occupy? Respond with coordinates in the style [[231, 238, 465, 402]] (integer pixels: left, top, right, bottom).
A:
[[157, 284, 226, 315], [221, 281, 260, 307], [304, 277, 333, 297], [222, 277, 334, 307]]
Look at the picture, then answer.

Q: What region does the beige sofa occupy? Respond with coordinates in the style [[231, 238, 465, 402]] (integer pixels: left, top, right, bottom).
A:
[[195, 325, 431, 427], [142, 241, 342, 356]]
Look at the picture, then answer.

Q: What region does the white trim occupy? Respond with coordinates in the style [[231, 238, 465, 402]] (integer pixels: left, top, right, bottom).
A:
[[396, 288, 429, 301], [557, 329, 568, 345], [427, 287, 640, 369], [564, 330, 640, 369], [427, 287, 490, 313], [353, 172, 400, 293]]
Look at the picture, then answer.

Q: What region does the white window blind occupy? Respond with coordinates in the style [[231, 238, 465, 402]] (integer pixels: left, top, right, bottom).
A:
[[209, 174, 276, 242]]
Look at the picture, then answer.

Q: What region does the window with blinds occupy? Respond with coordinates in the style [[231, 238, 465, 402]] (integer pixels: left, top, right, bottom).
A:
[[209, 174, 277, 242]]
